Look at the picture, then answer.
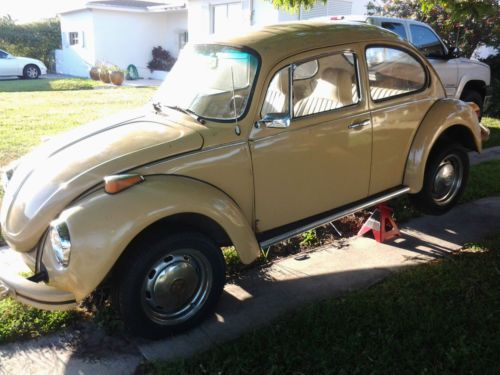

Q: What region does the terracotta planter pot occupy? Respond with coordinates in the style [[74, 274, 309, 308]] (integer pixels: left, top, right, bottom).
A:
[[89, 67, 100, 81], [110, 71, 124, 86], [99, 70, 111, 83]]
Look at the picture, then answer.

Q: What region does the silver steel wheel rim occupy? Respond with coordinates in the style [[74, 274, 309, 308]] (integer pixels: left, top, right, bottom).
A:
[[431, 154, 463, 205], [27, 67, 38, 78], [141, 248, 212, 326]]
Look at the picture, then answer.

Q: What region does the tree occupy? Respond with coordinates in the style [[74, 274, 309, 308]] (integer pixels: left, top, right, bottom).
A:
[[0, 17, 61, 69], [367, 0, 500, 57], [271, 0, 327, 12]]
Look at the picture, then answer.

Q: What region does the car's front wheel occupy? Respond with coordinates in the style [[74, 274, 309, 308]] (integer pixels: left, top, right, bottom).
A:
[[409, 142, 469, 215], [23, 64, 40, 79], [113, 232, 226, 339]]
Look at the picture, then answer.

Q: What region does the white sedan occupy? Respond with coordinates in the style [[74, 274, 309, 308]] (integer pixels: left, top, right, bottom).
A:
[[0, 49, 47, 79]]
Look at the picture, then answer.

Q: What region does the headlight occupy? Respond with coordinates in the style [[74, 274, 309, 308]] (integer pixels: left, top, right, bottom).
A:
[[50, 220, 71, 267]]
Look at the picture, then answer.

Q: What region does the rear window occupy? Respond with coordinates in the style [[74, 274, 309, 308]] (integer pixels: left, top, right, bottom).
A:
[[381, 22, 407, 40]]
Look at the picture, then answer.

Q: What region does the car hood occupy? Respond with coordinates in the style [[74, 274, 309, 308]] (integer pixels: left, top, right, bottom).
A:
[[455, 57, 490, 69], [14, 56, 45, 67], [0, 110, 204, 251]]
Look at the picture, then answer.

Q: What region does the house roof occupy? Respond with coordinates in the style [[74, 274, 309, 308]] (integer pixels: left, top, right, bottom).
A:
[[59, 0, 185, 15]]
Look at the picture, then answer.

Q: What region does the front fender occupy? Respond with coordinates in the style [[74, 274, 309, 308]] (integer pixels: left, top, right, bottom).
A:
[[42, 175, 261, 301], [403, 98, 482, 194]]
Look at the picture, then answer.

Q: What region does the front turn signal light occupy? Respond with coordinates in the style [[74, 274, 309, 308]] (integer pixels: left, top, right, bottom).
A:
[[104, 174, 144, 194]]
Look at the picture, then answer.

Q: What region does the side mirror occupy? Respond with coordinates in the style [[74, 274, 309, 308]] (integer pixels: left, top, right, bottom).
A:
[[449, 47, 460, 59], [256, 113, 290, 129]]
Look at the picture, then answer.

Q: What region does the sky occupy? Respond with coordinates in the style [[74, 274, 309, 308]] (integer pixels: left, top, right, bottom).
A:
[[1, 0, 88, 23]]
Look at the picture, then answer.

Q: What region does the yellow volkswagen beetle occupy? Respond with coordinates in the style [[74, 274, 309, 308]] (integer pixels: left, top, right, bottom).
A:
[[0, 21, 489, 338]]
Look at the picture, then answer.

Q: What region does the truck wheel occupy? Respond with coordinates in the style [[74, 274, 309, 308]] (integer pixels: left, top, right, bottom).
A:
[[461, 89, 483, 120], [113, 232, 226, 339], [409, 143, 469, 216], [23, 64, 40, 79]]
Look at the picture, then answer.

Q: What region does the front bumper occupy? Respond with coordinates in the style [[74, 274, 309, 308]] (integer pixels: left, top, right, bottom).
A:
[[0, 248, 76, 310]]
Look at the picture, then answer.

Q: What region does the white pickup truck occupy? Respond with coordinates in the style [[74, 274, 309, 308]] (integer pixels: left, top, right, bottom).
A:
[[329, 15, 492, 116]]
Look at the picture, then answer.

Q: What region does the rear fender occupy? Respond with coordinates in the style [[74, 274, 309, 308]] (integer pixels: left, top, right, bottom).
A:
[[403, 98, 481, 193]]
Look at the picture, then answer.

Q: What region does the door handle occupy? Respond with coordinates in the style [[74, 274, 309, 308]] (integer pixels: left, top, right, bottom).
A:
[[348, 119, 371, 130]]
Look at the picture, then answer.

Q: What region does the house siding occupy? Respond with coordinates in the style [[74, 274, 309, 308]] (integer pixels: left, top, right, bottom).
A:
[[56, 10, 95, 77], [56, 8, 187, 79]]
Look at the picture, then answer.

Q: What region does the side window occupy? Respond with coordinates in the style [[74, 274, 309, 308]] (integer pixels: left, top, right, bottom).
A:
[[69, 32, 79, 46], [381, 22, 407, 40], [365, 47, 426, 101], [261, 67, 290, 118], [410, 25, 445, 58], [0, 50, 7, 59], [293, 52, 359, 118]]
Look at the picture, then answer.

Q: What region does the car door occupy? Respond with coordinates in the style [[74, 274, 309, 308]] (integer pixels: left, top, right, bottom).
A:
[[0, 50, 19, 76], [249, 47, 372, 232], [363, 44, 436, 195], [409, 23, 458, 97]]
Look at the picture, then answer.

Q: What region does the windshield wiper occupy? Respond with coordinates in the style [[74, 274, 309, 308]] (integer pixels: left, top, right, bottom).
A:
[[165, 105, 205, 125], [152, 101, 163, 112]]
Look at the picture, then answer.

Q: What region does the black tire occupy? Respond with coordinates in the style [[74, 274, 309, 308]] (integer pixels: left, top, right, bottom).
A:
[[409, 142, 469, 215], [460, 89, 483, 120], [113, 232, 225, 339], [23, 64, 40, 79]]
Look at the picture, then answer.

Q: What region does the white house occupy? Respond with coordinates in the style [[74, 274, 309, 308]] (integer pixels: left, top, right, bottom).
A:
[[187, 0, 369, 42], [56, 0, 368, 78], [56, 0, 188, 78]]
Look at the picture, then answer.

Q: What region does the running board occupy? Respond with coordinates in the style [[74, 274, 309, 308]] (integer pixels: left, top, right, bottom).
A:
[[258, 186, 410, 248]]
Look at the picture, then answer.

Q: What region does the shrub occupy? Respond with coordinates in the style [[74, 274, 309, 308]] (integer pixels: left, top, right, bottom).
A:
[[481, 52, 500, 117], [147, 46, 176, 72]]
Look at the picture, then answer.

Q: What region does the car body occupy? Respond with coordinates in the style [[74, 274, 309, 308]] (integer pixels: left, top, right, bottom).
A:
[[0, 49, 47, 79], [0, 21, 489, 338], [324, 15, 491, 115]]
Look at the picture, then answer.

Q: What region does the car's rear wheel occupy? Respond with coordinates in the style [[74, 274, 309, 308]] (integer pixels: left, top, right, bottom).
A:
[[461, 89, 483, 120], [113, 232, 225, 339], [409, 142, 469, 215], [23, 64, 40, 79]]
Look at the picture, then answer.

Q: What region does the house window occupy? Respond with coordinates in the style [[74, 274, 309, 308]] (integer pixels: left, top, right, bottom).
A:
[[69, 32, 79, 46], [179, 31, 188, 51], [211, 2, 242, 34]]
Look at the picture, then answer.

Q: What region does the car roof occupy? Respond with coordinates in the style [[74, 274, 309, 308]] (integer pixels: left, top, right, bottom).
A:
[[339, 15, 430, 27], [208, 20, 403, 67]]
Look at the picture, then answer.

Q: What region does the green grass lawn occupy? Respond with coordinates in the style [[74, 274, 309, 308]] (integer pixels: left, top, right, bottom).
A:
[[0, 77, 106, 93], [483, 116, 500, 148], [142, 233, 500, 374], [0, 83, 156, 166]]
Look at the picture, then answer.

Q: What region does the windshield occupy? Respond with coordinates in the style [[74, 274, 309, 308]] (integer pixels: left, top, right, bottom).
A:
[[154, 44, 260, 122]]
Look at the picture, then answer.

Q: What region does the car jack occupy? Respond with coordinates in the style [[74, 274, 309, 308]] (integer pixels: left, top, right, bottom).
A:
[[357, 203, 400, 243]]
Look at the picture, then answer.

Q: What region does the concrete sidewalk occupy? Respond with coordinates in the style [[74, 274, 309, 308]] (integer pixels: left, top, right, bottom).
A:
[[1, 196, 499, 374]]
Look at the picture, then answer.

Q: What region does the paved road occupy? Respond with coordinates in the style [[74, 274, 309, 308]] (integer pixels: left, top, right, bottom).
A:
[[0, 148, 499, 374]]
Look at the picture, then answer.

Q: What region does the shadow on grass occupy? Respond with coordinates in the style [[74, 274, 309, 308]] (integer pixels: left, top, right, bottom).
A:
[[0, 78, 104, 92]]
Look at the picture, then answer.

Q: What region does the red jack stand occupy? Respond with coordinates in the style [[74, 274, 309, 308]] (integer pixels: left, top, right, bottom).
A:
[[357, 203, 401, 243]]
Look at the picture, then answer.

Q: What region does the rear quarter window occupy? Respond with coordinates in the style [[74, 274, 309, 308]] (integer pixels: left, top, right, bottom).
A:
[[365, 46, 427, 101]]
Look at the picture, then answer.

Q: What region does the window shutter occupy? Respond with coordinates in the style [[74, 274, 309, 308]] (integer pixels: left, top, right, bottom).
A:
[[80, 31, 85, 48]]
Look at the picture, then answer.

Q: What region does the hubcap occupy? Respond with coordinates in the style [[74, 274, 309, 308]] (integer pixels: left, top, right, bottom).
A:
[[141, 249, 212, 325], [431, 154, 463, 205], [27, 67, 38, 78]]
